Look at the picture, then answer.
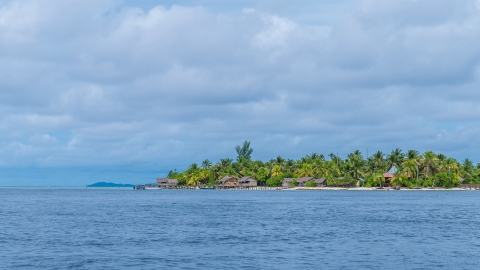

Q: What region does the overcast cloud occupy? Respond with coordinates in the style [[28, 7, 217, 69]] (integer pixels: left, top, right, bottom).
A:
[[1, 0, 480, 185]]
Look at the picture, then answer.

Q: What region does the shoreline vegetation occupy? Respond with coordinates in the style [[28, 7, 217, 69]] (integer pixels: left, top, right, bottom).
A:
[[165, 141, 480, 189], [291, 187, 478, 191]]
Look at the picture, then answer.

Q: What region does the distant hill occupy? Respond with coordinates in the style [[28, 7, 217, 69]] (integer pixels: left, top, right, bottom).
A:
[[87, 182, 134, 187]]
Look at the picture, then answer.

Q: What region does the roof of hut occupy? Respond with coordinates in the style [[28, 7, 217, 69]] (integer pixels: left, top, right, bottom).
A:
[[281, 178, 295, 183], [315, 178, 326, 184], [239, 176, 256, 183], [219, 176, 237, 183], [297, 177, 315, 183], [387, 166, 397, 174], [156, 178, 178, 184]]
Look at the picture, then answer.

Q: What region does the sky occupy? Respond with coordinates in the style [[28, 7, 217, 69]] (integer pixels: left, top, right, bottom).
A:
[[1, 0, 480, 186]]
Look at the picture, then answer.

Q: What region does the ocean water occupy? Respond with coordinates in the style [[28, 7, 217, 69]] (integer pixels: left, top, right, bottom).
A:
[[1, 189, 480, 269]]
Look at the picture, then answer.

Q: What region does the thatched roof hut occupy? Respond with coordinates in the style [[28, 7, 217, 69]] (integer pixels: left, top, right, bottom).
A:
[[219, 176, 238, 187], [282, 178, 296, 187], [156, 178, 178, 187], [239, 176, 258, 187]]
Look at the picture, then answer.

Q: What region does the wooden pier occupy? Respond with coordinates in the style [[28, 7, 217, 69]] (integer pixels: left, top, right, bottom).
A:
[[133, 184, 145, 190], [160, 186, 198, 190]]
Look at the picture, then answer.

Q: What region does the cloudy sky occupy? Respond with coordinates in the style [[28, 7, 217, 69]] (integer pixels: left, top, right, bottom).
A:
[[1, 0, 480, 185]]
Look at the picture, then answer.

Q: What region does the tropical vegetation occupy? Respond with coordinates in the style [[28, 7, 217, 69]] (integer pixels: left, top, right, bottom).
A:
[[166, 141, 479, 188]]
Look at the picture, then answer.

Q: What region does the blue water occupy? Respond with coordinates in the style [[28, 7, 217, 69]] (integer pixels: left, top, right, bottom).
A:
[[1, 189, 480, 269]]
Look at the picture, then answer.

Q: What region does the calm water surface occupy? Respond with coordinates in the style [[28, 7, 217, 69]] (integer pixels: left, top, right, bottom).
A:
[[1, 189, 480, 269]]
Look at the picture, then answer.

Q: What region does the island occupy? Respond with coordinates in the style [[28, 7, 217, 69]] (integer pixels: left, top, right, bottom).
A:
[[157, 141, 480, 190], [87, 182, 134, 187]]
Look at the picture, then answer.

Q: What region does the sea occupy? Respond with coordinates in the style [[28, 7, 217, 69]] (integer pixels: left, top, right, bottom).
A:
[[1, 188, 479, 269]]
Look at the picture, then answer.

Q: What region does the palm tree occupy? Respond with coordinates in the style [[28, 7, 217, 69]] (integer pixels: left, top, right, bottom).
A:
[[295, 163, 314, 178], [402, 158, 418, 187], [285, 159, 296, 174], [370, 169, 385, 187], [462, 158, 474, 172], [442, 158, 459, 173], [235, 141, 253, 161], [255, 167, 269, 183], [370, 150, 385, 171], [386, 148, 404, 171], [188, 163, 199, 171], [390, 171, 407, 188], [275, 156, 285, 165], [186, 171, 201, 186], [309, 153, 320, 161], [422, 151, 437, 178], [201, 159, 212, 169], [422, 151, 439, 187], [437, 153, 447, 162], [346, 150, 365, 181], [198, 170, 211, 185], [321, 161, 338, 178], [271, 165, 283, 177], [219, 158, 233, 168], [300, 156, 310, 164], [406, 150, 420, 160], [329, 153, 342, 168]]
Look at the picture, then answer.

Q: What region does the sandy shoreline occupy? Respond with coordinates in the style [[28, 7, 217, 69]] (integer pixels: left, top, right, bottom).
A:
[[291, 187, 478, 191]]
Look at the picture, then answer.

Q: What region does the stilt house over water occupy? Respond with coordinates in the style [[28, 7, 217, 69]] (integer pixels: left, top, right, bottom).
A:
[[156, 178, 178, 188], [219, 176, 238, 188], [282, 178, 295, 187], [282, 177, 326, 187], [297, 177, 326, 187], [238, 176, 258, 187]]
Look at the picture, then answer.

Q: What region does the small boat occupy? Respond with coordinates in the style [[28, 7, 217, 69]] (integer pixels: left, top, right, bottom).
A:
[[145, 186, 163, 190]]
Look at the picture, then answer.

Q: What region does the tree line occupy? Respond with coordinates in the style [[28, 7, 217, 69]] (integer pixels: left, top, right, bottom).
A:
[[166, 141, 479, 188]]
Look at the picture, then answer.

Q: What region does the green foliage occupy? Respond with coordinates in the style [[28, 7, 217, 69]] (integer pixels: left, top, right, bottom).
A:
[[327, 176, 356, 187], [266, 173, 293, 187], [201, 159, 212, 169], [257, 167, 268, 182], [165, 147, 478, 189], [266, 178, 281, 187], [422, 178, 434, 187], [407, 182, 416, 189], [435, 172, 461, 188], [295, 163, 313, 178], [305, 181, 316, 187], [208, 176, 219, 186], [266, 175, 282, 186], [235, 140, 253, 161], [390, 174, 408, 187], [167, 170, 180, 178], [365, 175, 378, 187], [289, 179, 299, 187]]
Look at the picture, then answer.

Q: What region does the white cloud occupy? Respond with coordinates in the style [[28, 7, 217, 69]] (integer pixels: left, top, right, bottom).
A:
[[1, 0, 480, 184], [254, 14, 297, 48]]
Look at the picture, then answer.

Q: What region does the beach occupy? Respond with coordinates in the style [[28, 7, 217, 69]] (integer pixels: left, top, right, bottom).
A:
[[292, 187, 478, 191]]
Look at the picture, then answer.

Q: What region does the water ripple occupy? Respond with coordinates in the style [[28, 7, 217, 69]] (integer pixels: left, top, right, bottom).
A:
[[1, 189, 479, 269]]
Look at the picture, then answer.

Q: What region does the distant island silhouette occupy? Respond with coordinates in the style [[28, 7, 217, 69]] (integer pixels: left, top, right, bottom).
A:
[[88, 182, 134, 187]]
